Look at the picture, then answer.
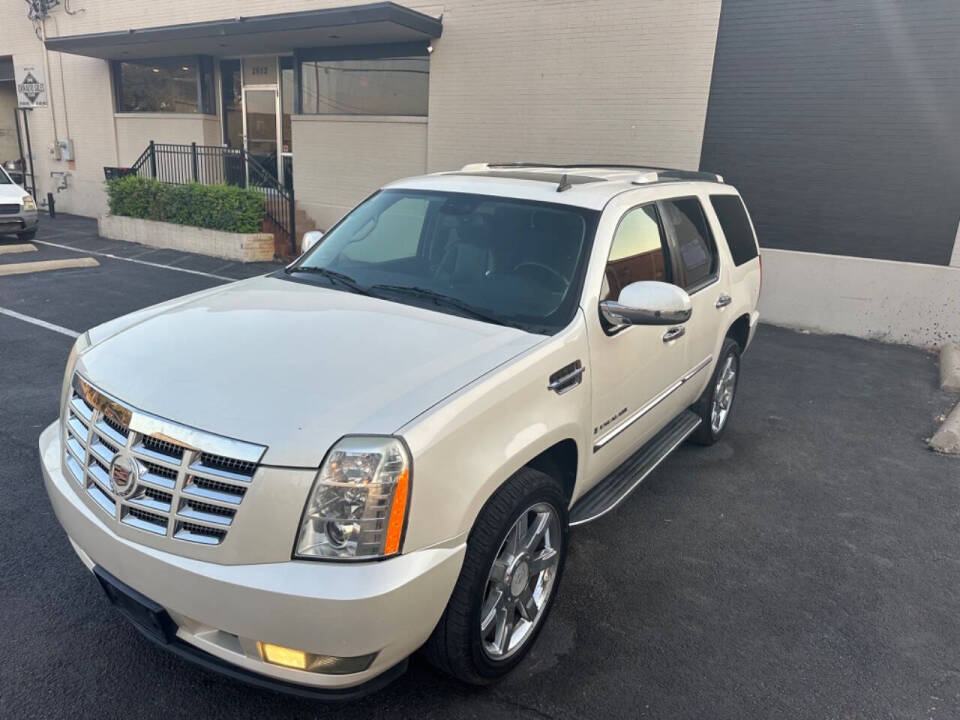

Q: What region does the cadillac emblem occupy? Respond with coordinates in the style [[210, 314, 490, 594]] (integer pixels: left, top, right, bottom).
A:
[[108, 451, 140, 498]]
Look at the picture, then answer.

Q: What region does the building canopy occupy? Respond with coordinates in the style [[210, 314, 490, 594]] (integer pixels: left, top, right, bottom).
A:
[[44, 2, 442, 60]]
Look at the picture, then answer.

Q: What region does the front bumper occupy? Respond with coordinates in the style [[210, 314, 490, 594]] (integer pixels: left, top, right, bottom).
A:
[[0, 208, 38, 234], [39, 420, 465, 694]]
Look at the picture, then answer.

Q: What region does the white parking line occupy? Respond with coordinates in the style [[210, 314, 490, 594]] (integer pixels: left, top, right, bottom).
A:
[[0, 306, 79, 338], [32, 239, 236, 282]]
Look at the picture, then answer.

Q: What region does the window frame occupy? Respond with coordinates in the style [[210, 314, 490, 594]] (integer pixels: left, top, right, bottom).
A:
[[708, 193, 759, 267], [285, 188, 602, 336], [599, 201, 672, 336], [294, 42, 430, 117], [219, 58, 242, 146], [112, 55, 217, 115], [604, 200, 673, 289], [657, 195, 720, 295]]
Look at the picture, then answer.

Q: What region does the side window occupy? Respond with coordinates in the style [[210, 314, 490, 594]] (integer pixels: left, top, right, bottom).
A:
[[710, 194, 758, 266], [341, 197, 430, 262], [600, 204, 669, 302], [659, 197, 718, 290]]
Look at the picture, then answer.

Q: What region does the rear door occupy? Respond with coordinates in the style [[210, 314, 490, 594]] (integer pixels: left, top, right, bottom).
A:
[[657, 195, 729, 404]]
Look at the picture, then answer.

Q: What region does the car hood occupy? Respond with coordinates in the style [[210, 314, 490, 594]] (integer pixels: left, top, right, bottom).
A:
[[0, 183, 27, 202], [76, 275, 543, 467]]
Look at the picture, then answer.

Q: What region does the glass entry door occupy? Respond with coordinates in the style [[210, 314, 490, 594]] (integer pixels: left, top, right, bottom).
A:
[[242, 87, 281, 185]]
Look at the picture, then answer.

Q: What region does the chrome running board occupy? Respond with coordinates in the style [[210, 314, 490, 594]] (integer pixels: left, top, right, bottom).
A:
[[569, 410, 701, 526]]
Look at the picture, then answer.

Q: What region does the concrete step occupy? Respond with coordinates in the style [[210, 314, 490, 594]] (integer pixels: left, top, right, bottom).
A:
[[293, 204, 323, 250]]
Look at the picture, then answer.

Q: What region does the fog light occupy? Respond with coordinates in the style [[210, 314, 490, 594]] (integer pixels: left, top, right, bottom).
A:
[[259, 642, 308, 669], [257, 642, 377, 675]]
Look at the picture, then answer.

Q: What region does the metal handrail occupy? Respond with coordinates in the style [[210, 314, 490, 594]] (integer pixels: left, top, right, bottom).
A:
[[129, 141, 296, 256]]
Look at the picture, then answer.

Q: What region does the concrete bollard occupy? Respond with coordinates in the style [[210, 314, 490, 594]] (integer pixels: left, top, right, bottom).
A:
[[941, 344, 960, 393], [930, 401, 960, 455]]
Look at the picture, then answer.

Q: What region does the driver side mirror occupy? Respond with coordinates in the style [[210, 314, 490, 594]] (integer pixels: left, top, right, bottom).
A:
[[600, 281, 692, 327], [301, 230, 324, 254]]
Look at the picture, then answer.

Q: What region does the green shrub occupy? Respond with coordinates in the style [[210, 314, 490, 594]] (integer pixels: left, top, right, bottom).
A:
[[106, 176, 266, 234]]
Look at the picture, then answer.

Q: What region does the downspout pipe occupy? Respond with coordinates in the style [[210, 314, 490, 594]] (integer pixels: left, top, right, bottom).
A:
[[39, 18, 60, 147]]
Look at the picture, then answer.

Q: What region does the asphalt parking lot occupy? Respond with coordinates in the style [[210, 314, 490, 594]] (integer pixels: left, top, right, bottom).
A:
[[2, 216, 958, 719]]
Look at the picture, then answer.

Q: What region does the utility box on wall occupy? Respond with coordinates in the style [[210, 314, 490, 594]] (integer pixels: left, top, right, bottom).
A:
[[56, 138, 74, 161]]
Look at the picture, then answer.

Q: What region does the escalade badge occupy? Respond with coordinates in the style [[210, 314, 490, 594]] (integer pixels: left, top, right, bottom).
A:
[[108, 451, 140, 498]]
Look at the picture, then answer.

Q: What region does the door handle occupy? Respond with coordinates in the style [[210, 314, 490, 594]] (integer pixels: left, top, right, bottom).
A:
[[715, 294, 732, 309], [662, 326, 685, 343]]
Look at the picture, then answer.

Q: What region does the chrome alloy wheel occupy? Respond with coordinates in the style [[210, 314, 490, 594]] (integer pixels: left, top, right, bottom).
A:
[[710, 354, 739, 434], [480, 502, 561, 661]]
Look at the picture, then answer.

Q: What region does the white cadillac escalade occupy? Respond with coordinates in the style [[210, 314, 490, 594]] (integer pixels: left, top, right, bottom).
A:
[[39, 163, 761, 698]]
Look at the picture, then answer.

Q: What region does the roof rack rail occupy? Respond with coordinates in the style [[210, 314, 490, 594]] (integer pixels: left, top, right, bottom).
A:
[[461, 162, 723, 183], [632, 169, 724, 184]]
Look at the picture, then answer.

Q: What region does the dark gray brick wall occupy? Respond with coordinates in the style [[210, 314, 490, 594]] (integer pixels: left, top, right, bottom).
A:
[[700, 0, 960, 265]]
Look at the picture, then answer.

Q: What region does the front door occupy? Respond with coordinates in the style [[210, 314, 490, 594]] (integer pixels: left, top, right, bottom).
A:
[[242, 87, 281, 185], [586, 193, 691, 470]]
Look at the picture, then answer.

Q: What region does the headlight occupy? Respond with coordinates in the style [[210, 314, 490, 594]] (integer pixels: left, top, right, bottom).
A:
[[295, 436, 411, 561], [60, 331, 90, 417], [21, 194, 37, 211]]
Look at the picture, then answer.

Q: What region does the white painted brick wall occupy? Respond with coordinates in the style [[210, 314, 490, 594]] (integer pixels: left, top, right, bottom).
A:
[[292, 116, 428, 229], [428, 0, 722, 172], [115, 115, 210, 165], [0, 84, 18, 161]]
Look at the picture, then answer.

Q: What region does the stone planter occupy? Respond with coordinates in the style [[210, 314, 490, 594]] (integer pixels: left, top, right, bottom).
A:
[[98, 215, 274, 263]]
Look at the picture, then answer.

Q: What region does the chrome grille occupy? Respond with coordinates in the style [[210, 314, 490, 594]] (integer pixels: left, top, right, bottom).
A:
[[63, 375, 265, 546]]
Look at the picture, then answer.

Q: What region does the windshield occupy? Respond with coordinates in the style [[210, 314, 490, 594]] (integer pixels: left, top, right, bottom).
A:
[[0, 167, 12, 185], [287, 189, 599, 334]]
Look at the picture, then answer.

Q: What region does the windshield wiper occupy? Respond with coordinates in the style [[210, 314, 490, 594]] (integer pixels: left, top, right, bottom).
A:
[[285, 266, 372, 296], [371, 284, 508, 326]]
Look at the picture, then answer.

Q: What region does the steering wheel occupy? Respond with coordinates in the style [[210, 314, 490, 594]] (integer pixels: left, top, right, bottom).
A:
[[512, 262, 569, 293]]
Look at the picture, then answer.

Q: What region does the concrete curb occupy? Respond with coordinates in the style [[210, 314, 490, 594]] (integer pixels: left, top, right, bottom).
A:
[[930, 401, 960, 455], [941, 343, 960, 393], [0, 243, 37, 255], [0, 257, 99, 276]]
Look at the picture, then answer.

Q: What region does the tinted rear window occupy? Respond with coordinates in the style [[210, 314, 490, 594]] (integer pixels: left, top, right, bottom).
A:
[[710, 195, 758, 266], [659, 197, 718, 290]]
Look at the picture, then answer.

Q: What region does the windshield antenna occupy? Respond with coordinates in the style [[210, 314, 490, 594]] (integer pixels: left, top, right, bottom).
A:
[[556, 173, 572, 193]]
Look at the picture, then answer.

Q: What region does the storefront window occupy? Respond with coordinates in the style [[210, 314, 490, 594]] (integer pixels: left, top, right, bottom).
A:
[[113, 56, 215, 114], [220, 59, 243, 147], [281, 56, 294, 152], [299, 44, 428, 116]]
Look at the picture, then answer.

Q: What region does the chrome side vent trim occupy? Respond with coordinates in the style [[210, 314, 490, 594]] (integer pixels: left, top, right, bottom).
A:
[[122, 506, 168, 535], [174, 521, 227, 545], [178, 498, 236, 527], [548, 360, 584, 395]]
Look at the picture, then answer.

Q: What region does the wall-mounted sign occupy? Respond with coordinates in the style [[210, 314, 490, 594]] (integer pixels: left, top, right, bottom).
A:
[[242, 57, 277, 85], [15, 65, 47, 108]]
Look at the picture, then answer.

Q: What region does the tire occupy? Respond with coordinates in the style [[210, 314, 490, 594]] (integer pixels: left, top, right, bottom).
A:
[[424, 467, 568, 685], [17, 229, 36, 242], [690, 336, 741, 446]]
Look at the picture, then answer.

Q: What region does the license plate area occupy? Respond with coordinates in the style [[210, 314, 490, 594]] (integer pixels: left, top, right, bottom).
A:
[[93, 566, 176, 643]]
